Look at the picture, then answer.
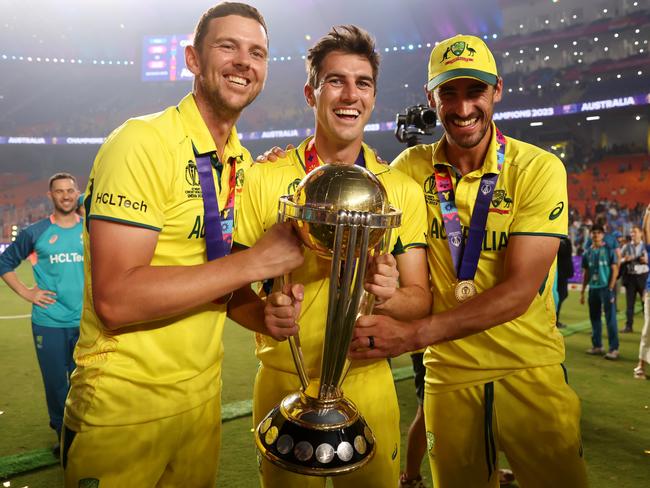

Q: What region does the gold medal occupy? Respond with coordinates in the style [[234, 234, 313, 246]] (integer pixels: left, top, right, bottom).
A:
[[454, 280, 477, 302]]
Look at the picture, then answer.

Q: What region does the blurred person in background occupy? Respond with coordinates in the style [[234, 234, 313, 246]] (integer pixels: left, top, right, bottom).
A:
[[634, 205, 650, 379], [61, 3, 303, 487], [581, 224, 619, 359], [620, 225, 648, 333], [0, 172, 83, 457], [556, 235, 574, 328]]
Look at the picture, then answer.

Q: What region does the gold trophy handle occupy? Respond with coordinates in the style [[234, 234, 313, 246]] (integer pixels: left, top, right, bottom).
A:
[[276, 205, 310, 392], [282, 276, 310, 392]]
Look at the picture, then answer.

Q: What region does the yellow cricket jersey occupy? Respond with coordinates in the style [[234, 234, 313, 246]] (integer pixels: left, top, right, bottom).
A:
[[234, 137, 428, 377], [65, 93, 253, 429], [392, 123, 568, 393]]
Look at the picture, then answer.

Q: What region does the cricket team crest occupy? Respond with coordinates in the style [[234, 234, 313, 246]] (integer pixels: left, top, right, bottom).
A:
[[441, 41, 477, 62], [287, 178, 301, 195], [235, 168, 245, 189], [451, 41, 466, 56]]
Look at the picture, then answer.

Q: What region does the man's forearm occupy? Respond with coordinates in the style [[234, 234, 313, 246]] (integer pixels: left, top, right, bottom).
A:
[[1, 271, 31, 302], [94, 248, 274, 330], [228, 285, 268, 334], [414, 279, 541, 349], [373, 284, 431, 321]]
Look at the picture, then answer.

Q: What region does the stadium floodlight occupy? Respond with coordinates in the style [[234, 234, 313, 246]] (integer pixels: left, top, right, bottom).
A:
[[530, 122, 543, 127], [586, 116, 600, 121], [636, 115, 641, 121], [635, 29, 640, 34], [614, 33, 619, 38]]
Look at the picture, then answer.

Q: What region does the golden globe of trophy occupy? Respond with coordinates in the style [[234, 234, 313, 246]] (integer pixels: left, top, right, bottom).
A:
[[255, 163, 401, 475]]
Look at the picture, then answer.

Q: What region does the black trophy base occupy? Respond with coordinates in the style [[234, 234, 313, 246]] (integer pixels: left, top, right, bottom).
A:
[[255, 391, 375, 476]]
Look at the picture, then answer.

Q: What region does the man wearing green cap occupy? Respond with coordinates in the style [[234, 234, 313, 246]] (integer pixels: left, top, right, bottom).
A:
[[351, 35, 588, 487]]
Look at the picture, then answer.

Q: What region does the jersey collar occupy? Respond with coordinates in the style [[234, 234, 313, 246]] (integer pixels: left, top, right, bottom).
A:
[[176, 93, 244, 160], [294, 136, 389, 176]]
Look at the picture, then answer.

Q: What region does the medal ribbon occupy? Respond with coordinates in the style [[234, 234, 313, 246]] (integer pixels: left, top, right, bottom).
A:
[[303, 139, 365, 173], [434, 128, 506, 281], [195, 149, 237, 260]]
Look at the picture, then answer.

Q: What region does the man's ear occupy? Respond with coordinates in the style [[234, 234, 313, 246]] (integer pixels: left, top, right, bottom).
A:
[[185, 45, 201, 76], [493, 77, 504, 103], [425, 85, 436, 109], [304, 83, 316, 107]]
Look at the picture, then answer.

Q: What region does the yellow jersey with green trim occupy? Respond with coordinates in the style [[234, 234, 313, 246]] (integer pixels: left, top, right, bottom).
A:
[[392, 123, 568, 393], [234, 138, 428, 376], [65, 93, 253, 429]]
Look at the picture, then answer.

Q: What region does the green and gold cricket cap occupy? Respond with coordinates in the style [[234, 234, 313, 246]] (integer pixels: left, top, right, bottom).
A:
[[427, 34, 498, 91]]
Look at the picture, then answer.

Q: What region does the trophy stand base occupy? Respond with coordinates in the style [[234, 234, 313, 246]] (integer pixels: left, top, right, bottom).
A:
[[255, 391, 376, 476]]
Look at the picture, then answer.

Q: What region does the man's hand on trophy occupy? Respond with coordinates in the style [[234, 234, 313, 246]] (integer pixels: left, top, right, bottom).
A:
[[249, 222, 304, 280], [255, 144, 295, 163], [264, 283, 304, 341], [349, 314, 423, 359], [364, 253, 399, 306]]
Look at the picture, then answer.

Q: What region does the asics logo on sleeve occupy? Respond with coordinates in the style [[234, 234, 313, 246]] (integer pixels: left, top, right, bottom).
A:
[[549, 201, 564, 220]]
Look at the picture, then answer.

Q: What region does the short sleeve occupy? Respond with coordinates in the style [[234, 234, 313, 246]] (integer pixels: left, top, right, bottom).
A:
[[234, 164, 277, 248], [390, 172, 428, 253], [509, 154, 568, 237], [87, 120, 171, 231]]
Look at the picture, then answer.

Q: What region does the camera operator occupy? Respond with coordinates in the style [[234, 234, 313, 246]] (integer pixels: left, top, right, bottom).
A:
[[621, 225, 649, 333]]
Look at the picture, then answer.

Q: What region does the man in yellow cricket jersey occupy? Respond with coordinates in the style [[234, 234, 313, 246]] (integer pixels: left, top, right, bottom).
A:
[[62, 3, 305, 487], [230, 25, 431, 488], [350, 35, 589, 487]]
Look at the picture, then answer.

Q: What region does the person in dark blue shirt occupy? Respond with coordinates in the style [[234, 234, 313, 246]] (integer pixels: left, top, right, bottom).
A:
[[0, 173, 84, 455]]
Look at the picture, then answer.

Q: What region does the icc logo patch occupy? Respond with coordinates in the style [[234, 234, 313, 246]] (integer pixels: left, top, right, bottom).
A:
[[423, 175, 440, 206], [185, 161, 200, 187]]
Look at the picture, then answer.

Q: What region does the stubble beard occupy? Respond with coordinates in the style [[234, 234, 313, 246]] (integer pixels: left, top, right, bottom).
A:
[[205, 80, 259, 121], [443, 116, 490, 149]]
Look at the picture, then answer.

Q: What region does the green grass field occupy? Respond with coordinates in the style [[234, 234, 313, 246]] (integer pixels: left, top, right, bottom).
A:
[[1, 262, 648, 487]]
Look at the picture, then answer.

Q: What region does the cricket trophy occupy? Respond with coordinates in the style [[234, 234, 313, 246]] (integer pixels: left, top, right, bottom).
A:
[[255, 163, 401, 475]]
